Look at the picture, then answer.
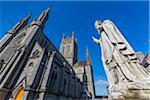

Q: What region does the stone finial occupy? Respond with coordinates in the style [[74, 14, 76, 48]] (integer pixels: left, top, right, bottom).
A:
[[30, 7, 51, 27], [45, 6, 51, 14], [23, 13, 31, 21], [8, 14, 31, 34], [86, 47, 91, 65], [86, 47, 89, 56], [72, 31, 74, 39]]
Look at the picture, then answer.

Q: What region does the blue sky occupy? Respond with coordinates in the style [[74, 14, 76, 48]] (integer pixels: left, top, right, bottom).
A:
[[0, 1, 149, 96]]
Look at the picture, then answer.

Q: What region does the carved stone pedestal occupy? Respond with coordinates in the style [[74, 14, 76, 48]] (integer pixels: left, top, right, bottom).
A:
[[109, 78, 150, 100]]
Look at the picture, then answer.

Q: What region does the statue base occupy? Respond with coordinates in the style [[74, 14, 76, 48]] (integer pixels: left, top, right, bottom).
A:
[[109, 78, 150, 100]]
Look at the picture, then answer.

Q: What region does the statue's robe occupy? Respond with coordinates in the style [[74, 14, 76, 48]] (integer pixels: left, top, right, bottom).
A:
[[100, 20, 149, 86]]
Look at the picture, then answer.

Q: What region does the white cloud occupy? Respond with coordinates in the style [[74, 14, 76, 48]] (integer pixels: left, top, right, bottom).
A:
[[95, 79, 108, 86], [95, 79, 108, 95]]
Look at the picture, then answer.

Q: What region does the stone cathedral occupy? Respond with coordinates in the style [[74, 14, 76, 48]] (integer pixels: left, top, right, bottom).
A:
[[0, 7, 95, 100], [59, 33, 95, 99]]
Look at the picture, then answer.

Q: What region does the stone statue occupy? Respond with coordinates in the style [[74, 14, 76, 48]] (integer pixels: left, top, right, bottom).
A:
[[93, 20, 150, 99]]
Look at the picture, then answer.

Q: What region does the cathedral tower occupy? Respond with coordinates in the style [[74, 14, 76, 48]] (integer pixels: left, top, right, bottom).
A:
[[60, 33, 95, 99], [59, 32, 78, 66]]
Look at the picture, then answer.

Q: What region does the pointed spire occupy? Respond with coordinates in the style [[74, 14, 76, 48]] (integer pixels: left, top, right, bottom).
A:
[[72, 31, 74, 39], [0, 14, 31, 52], [62, 33, 65, 41], [86, 47, 89, 55], [9, 14, 31, 34], [31, 7, 51, 28], [23, 13, 31, 21], [45, 6, 51, 14], [86, 47, 91, 65], [75, 38, 77, 43], [37, 7, 50, 21]]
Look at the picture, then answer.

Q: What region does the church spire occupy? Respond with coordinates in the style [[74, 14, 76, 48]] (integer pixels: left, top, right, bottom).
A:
[[72, 31, 74, 39], [86, 47, 91, 65], [36, 7, 50, 21], [8, 14, 31, 34], [22, 13, 31, 22], [0, 14, 31, 52], [30, 7, 50, 28]]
